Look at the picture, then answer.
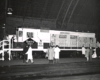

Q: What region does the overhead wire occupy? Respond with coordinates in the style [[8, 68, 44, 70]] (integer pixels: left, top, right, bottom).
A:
[[61, 0, 73, 28]]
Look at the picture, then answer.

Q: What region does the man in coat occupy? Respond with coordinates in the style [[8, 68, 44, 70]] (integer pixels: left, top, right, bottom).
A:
[[85, 46, 93, 61], [96, 47, 100, 58], [23, 45, 29, 63], [54, 45, 60, 63], [85, 47, 90, 61], [82, 45, 86, 55], [25, 45, 33, 63], [89, 46, 93, 61], [47, 46, 55, 64]]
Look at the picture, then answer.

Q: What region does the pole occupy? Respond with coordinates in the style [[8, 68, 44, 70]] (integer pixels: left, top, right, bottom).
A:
[[5, 0, 7, 22], [3, 0, 7, 39], [2, 24, 6, 39], [61, 0, 73, 28]]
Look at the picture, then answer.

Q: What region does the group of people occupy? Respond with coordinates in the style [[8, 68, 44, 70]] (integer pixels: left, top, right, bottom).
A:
[[22, 44, 61, 64], [46, 45, 60, 64], [82, 45, 98, 61], [23, 44, 98, 63]]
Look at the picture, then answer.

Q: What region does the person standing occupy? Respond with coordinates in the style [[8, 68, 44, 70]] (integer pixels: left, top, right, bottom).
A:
[[82, 45, 86, 55], [25, 45, 33, 63], [54, 45, 60, 63], [96, 47, 100, 58], [45, 47, 49, 59], [85, 46, 93, 61], [85, 47, 90, 61], [11, 35, 15, 48], [89, 46, 93, 61], [23, 45, 29, 63], [47, 46, 55, 64], [92, 48, 97, 58]]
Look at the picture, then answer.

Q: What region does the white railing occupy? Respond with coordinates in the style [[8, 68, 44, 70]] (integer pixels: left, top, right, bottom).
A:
[[0, 40, 11, 61]]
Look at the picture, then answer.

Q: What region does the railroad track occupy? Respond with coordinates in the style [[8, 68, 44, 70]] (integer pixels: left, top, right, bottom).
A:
[[0, 61, 100, 80]]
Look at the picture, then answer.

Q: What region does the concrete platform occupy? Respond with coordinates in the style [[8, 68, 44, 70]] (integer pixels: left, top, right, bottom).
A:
[[0, 58, 99, 66]]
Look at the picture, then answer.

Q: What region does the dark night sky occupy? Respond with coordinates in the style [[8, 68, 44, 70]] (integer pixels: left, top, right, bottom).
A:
[[0, 0, 100, 24], [11, 0, 100, 25], [0, 0, 100, 39]]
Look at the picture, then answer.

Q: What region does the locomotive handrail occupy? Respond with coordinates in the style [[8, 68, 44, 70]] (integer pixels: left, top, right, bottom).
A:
[[0, 40, 11, 61]]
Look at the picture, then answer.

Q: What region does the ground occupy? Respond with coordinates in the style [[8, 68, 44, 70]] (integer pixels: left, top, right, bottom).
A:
[[0, 58, 100, 80]]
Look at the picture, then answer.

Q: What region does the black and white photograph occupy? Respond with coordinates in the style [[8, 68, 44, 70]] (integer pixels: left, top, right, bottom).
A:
[[0, 0, 100, 80]]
